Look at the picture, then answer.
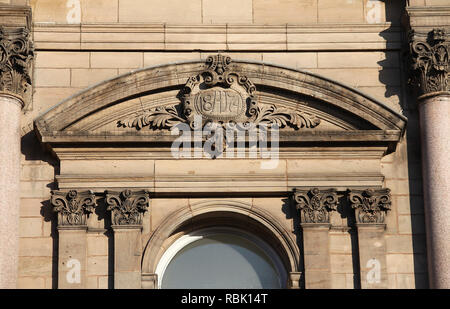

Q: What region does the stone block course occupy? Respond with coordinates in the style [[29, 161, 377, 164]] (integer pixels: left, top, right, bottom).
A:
[[202, 0, 253, 24], [253, 0, 318, 24], [19, 237, 53, 257], [19, 217, 43, 237], [35, 52, 90, 69], [90, 52, 143, 69], [318, 0, 364, 23], [118, 0, 202, 23]]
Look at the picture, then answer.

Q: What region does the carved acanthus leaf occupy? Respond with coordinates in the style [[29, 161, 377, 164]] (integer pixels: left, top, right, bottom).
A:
[[118, 105, 185, 130], [0, 27, 34, 98], [294, 187, 338, 224], [118, 103, 320, 131], [253, 104, 321, 129], [348, 188, 391, 224], [51, 190, 96, 227], [409, 29, 450, 95], [117, 54, 321, 132], [105, 189, 150, 226]]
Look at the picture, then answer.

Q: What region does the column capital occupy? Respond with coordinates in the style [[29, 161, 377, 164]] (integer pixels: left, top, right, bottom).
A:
[[409, 28, 450, 99], [293, 187, 338, 224], [0, 26, 34, 103], [348, 188, 391, 224], [51, 190, 97, 227], [105, 189, 150, 226]]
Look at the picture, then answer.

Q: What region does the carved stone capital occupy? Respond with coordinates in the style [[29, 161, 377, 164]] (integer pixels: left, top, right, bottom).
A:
[[51, 190, 96, 227], [105, 189, 150, 226], [0, 26, 34, 101], [409, 28, 449, 97], [293, 187, 338, 224], [348, 188, 391, 224]]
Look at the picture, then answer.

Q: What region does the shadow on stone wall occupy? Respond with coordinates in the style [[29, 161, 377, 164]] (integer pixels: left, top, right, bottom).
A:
[[94, 197, 115, 289], [40, 199, 58, 289], [378, 0, 429, 288], [281, 197, 305, 288]]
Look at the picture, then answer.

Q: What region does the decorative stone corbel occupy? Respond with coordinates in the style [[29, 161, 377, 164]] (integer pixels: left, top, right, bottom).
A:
[[0, 26, 34, 102], [293, 187, 338, 224], [348, 188, 391, 224], [409, 28, 449, 97], [105, 189, 150, 226], [51, 190, 96, 227]]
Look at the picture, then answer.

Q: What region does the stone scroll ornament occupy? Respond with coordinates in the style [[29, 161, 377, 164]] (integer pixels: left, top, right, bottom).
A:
[[117, 54, 321, 131], [51, 190, 96, 226], [105, 189, 150, 226], [409, 28, 449, 95], [293, 188, 338, 224], [0, 27, 34, 98], [348, 188, 391, 224]]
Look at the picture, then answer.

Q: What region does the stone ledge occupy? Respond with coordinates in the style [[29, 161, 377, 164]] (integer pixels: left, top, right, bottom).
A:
[[32, 22, 403, 51]]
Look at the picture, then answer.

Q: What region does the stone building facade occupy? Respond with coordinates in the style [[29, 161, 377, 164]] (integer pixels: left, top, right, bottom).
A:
[[0, 0, 448, 289]]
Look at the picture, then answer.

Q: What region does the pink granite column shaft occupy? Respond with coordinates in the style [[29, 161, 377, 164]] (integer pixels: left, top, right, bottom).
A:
[[0, 93, 23, 289], [418, 93, 450, 289]]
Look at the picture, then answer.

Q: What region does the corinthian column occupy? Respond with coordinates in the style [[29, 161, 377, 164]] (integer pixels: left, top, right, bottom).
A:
[[409, 28, 450, 289], [0, 7, 34, 289]]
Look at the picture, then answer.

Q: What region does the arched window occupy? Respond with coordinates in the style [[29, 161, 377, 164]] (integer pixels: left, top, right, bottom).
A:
[[155, 228, 287, 289]]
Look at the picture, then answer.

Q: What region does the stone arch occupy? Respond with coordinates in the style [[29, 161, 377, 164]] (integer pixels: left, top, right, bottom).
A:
[[141, 200, 300, 284], [34, 58, 406, 148]]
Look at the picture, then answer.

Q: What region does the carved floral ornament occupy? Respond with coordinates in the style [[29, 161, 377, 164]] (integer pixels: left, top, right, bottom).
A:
[[293, 188, 338, 224], [409, 28, 449, 96], [118, 54, 321, 132], [0, 27, 34, 99], [105, 189, 150, 226], [292, 187, 392, 225], [51, 189, 151, 227], [51, 190, 96, 227], [348, 188, 391, 224]]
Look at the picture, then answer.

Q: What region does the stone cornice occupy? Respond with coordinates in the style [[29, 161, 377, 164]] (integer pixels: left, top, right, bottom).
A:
[[32, 22, 403, 51], [0, 4, 32, 29]]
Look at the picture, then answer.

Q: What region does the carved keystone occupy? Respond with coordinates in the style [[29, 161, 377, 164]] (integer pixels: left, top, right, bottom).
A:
[[293, 188, 338, 224], [105, 189, 150, 226], [51, 190, 96, 227], [348, 188, 391, 224]]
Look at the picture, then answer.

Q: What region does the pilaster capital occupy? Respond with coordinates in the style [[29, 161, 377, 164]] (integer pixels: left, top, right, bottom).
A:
[[105, 189, 150, 226], [409, 28, 450, 98], [51, 190, 96, 227], [348, 188, 391, 224], [293, 187, 338, 224]]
